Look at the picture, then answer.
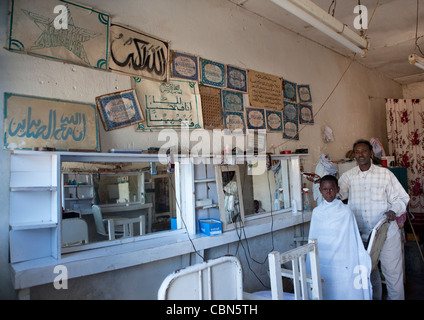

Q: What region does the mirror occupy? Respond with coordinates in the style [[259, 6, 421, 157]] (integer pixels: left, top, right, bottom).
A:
[[61, 161, 176, 248], [232, 159, 291, 219], [215, 165, 245, 230]]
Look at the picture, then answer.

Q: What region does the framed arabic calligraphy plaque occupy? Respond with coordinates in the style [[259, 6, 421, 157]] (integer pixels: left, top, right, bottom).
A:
[[96, 89, 144, 131], [134, 78, 203, 131], [109, 23, 169, 81], [7, 0, 110, 70], [4, 93, 100, 151]]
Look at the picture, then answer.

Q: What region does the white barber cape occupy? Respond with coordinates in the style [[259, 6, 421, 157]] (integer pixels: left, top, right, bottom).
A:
[[308, 199, 372, 300]]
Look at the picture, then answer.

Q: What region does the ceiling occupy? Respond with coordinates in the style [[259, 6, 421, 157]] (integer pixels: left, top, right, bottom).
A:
[[229, 0, 424, 84]]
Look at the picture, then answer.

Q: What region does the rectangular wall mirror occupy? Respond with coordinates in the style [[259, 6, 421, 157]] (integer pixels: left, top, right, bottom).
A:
[[216, 159, 291, 223], [61, 161, 176, 249]]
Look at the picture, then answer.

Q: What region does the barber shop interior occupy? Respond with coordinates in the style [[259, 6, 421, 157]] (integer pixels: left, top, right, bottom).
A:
[[1, 0, 424, 302]]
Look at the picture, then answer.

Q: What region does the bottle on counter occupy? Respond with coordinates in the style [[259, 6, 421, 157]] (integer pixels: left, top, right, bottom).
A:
[[302, 188, 311, 212]]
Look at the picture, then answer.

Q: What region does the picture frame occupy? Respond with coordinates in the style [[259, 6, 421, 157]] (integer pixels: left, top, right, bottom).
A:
[[200, 58, 226, 87], [223, 111, 246, 134], [283, 80, 297, 101], [222, 89, 244, 112], [297, 84, 312, 103], [227, 65, 247, 92], [266, 110, 283, 132], [96, 89, 144, 131], [283, 120, 299, 140], [246, 107, 266, 130], [215, 165, 245, 231], [299, 104, 314, 124], [283, 100, 299, 122], [171, 51, 199, 81]]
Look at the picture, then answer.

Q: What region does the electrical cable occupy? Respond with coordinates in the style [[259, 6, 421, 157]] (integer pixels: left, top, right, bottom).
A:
[[275, 0, 381, 152], [230, 160, 278, 289], [168, 174, 205, 261]]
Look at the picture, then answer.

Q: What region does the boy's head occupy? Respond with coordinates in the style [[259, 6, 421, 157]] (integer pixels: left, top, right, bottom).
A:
[[319, 175, 339, 203]]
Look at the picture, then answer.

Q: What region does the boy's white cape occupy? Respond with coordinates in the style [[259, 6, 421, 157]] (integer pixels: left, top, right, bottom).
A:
[[308, 199, 372, 300]]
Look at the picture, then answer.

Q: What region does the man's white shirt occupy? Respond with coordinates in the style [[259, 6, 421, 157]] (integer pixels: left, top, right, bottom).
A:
[[338, 164, 410, 241]]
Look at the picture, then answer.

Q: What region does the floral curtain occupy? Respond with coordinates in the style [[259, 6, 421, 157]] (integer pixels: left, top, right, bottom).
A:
[[386, 98, 424, 232]]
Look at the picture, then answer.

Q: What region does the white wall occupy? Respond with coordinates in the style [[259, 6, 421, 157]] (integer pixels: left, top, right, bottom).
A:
[[0, 0, 403, 299], [403, 81, 424, 98]]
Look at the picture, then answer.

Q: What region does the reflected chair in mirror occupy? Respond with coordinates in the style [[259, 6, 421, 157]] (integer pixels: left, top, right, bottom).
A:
[[245, 239, 323, 300], [92, 205, 146, 240], [62, 218, 89, 247], [158, 256, 244, 300]]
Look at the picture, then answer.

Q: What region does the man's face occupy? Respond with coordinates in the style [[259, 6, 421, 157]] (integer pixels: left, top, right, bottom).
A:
[[354, 143, 373, 168], [319, 180, 339, 203]]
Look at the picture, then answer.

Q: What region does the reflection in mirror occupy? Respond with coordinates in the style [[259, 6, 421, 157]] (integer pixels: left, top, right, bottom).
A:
[[215, 165, 245, 230], [242, 159, 291, 218], [61, 161, 176, 248]]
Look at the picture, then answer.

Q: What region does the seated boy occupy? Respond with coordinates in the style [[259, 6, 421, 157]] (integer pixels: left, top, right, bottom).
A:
[[308, 175, 372, 300]]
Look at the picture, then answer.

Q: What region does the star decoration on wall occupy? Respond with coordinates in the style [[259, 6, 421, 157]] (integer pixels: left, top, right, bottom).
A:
[[21, 5, 99, 65]]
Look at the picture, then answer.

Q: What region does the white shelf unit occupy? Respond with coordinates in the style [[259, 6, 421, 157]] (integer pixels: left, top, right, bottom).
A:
[[62, 172, 94, 212], [193, 162, 220, 232], [9, 152, 60, 263]]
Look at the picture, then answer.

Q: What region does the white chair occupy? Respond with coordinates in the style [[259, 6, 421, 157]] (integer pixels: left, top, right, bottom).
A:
[[246, 239, 323, 300], [91, 205, 145, 240], [366, 218, 389, 272], [62, 218, 89, 247], [158, 256, 243, 300]]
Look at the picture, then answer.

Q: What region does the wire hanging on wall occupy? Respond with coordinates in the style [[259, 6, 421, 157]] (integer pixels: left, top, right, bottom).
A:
[[275, 0, 381, 151]]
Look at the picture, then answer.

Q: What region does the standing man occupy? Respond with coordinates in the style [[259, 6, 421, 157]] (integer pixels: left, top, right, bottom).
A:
[[338, 139, 410, 300]]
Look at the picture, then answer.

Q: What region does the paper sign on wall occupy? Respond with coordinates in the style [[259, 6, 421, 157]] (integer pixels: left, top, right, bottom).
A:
[[7, 0, 110, 70], [134, 78, 203, 131], [247, 70, 283, 110], [4, 93, 99, 151], [109, 23, 169, 81]]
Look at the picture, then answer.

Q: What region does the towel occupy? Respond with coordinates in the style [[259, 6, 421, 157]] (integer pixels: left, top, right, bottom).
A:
[[308, 199, 372, 300]]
